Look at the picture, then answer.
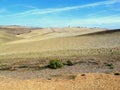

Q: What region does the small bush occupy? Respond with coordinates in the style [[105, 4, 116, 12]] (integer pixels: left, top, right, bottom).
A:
[[105, 63, 114, 69], [106, 63, 113, 67], [66, 60, 74, 66], [48, 59, 63, 69]]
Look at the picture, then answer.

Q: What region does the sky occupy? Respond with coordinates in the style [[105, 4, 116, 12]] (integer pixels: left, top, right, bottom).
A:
[[0, 0, 120, 28]]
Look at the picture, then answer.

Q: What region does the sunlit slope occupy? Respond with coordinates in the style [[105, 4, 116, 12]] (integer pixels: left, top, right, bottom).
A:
[[14, 28, 106, 43], [0, 31, 22, 44], [0, 26, 32, 35], [0, 29, 120, 60]]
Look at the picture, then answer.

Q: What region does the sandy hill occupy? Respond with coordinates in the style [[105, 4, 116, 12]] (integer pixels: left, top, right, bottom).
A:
[[0, 26, 39, 35], [0, 27, 120, 63], [0, 27, 120, 90], [0, 31, 22, 44]]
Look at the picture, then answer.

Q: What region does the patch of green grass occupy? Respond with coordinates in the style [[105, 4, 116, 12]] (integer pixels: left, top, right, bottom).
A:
[[48, 59, 64, 69]]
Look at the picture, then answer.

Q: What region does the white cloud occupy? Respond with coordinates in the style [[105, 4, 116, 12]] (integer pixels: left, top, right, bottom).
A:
[[5, 0, 120, 17], [16, 14, 119, 28], [0, 0, 120, 28]]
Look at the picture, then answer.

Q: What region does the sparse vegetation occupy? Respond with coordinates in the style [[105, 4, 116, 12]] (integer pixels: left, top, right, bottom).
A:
[[0, 27, 120, 62], [48, 59, 64, 69], [66, 60, 74, 66], [0, 27, 120, 90], [0, 64, 11, 70], [69, 75, 77, 80], [105, 63, 114, 69], [51, 74, 62, 77]]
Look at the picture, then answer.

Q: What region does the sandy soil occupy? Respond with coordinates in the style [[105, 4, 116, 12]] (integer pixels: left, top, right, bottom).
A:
[[0, 73, 120, 90]]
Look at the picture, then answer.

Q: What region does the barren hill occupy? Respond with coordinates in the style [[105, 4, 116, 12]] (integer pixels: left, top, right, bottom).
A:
[[0, 27, 120, 90], [0, 27, 120, 61]]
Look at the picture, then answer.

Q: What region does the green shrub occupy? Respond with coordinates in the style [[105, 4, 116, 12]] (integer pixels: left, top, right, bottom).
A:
[[48, 59, 63, 69], [105, 63, 114, 69], [106, 63, 113, 67]]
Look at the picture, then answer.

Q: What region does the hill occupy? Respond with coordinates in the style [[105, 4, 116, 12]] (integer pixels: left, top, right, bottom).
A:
[[0, 27, 120, 64], [0, 27, 120, 90], [0, 31, 22, 44], [0, 26, 41, 35]]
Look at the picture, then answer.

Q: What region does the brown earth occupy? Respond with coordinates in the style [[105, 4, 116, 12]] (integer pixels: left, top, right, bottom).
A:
[[0, 73, 120, 90]]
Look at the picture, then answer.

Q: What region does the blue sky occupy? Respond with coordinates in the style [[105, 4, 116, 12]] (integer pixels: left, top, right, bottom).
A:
[[0, 0, 120, 28]]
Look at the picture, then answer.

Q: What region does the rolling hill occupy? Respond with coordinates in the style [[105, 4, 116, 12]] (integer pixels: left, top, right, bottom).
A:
[[0, 27, 120, 64], [0, 31, 22, 44], [0, 26, 120, 90]]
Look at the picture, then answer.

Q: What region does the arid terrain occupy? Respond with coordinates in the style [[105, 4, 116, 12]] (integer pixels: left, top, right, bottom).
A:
[[0, 26, 120, 90], [0, 73, 120, 90]]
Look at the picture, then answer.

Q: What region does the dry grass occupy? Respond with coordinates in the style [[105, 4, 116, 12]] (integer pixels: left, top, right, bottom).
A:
[[0, 27, 120, 90], [0, 27, 120, 64], [0, 31, 22, 44], [0, 73, 119, 90]]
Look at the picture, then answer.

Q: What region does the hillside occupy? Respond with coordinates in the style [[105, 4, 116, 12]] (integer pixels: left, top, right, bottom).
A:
[[0, 27, 120, 90], [0, 31, 22, 44], [0, 28, 120, 61], [0, 26, 39, 35]]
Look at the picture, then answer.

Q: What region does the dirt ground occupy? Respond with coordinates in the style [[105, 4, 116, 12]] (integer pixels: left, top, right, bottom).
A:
[[0, 73, 120, 90]]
